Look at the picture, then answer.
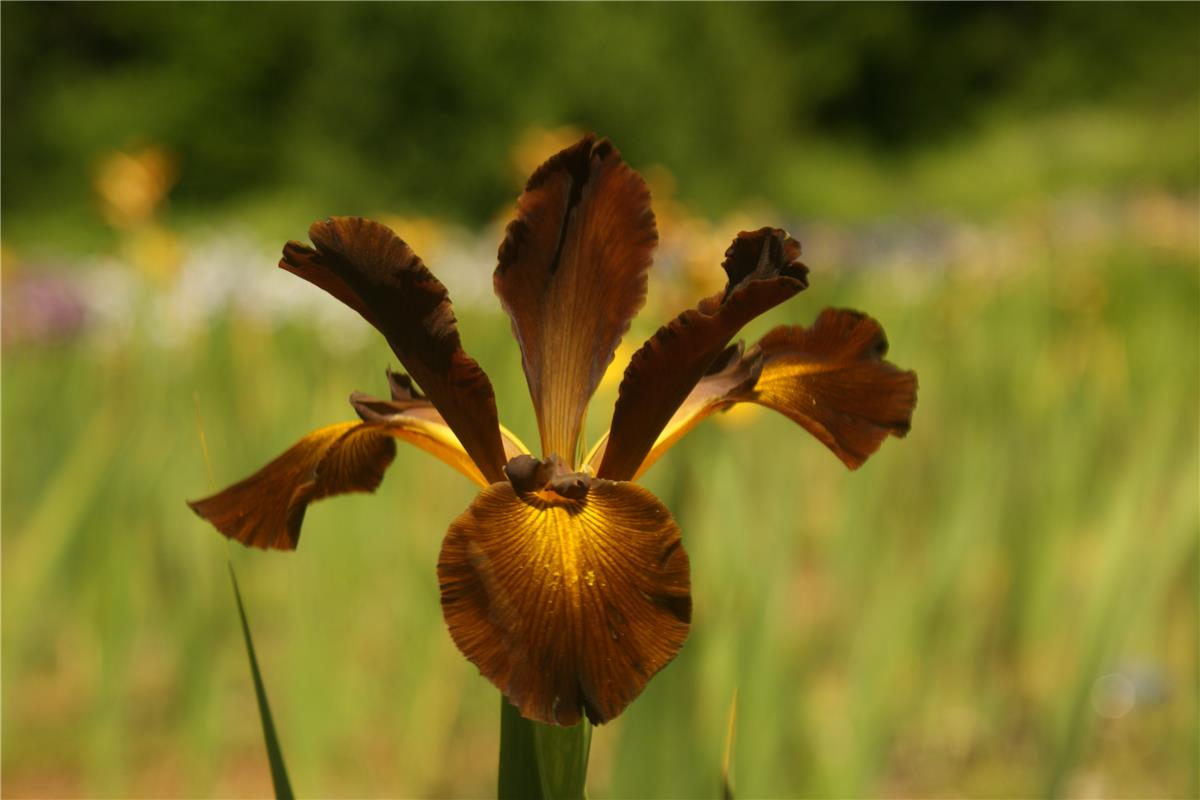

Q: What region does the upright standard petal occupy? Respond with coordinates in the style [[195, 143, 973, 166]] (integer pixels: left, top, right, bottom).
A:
[[597, 228, 808, 481], [438, 480, 691, 725], [587, 308, 917, 477], [495, 135, 657, 464], [282, 217, 508, 482], [188, 408, 493, 550]]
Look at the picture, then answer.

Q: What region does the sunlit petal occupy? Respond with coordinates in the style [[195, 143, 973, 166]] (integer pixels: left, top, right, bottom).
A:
[[353, 375, 532, 465], [585, 342, 761, 478], [438, 479, 691, 725], [282, 217, 508, 482], [189, 422, 393, 550], [752, 308, 917, 468], [188, 411, 493, 550], [597, 228, 808, 480], [349, 397, 491, 488], [495, 135, 657, 464], [588, 308, 916, 476]]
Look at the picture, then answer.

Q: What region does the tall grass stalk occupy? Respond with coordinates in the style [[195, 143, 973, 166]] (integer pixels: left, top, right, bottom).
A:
[[196, 396, 294, 799], [228, 563, 295, 800], [3, 242, 1193, 796]]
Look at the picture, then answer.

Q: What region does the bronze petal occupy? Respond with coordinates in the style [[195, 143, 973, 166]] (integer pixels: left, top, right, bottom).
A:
[[353, 371, 531, 464], [188, 422, 397, 550], [282, 217, 508, 482], [438, 480, 691, 725], [495, 135, 657, 465], [586, 308, 916, 476], [597, 228, 808, 480], [751, 308, 917, 468], [585, 342, 762, 479], [188, 405, 504, 549]]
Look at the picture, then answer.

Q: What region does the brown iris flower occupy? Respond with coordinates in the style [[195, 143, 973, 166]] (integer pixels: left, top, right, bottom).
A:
[[189, 136, 916, 726]]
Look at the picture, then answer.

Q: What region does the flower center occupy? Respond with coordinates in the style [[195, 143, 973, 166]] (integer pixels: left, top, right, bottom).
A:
[[504, 453, 592, 502]]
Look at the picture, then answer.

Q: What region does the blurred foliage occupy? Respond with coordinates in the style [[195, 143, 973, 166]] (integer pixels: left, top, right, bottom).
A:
[[3, 234, 1196, 798], [3, 4, 1199, 799], [3, 3, 1198, 248]]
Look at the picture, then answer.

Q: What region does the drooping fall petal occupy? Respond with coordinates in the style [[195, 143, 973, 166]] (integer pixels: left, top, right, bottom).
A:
[[751, 308, 917, 468], [282, 217, 508, 482], [188, 412, 489, 550], [495, 135, 657, 464], [587, 308, 916, 477], [438, 479, 692, 725], [597, 228, 808, 481]]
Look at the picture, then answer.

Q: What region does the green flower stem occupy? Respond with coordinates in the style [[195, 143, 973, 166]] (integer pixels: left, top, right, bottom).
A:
[[532, 712, 591, 798], [498, 697, 592, 799], [498, 698, 542, 799]]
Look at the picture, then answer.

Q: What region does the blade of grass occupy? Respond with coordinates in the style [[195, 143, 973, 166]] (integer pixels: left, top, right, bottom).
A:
[[195, 394, 294, 800], [721, 688, 738, 800], [229, 561, 295, 800], [4, 410, 114, 650]]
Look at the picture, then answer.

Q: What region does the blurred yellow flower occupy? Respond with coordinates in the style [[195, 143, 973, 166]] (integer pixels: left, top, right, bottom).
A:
[[511, 125, 585, 184], [126, 225, 183, 285], [378, 215, 447, 264], [95, 146, 176, 229]]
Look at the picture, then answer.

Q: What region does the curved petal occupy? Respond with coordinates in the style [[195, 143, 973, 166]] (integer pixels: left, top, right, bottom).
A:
[[188, 412, 490, 551], [751, 308, 917, 468], [282, 217, 507, 482], [587, 308, 917, 477], [495, 135, 657, 464], [438, 480, 691, 725], [597, 228, 808, 480], [352, 384, 532, 464], [350, 369, 530, 462], [584, 342, 761, 478]]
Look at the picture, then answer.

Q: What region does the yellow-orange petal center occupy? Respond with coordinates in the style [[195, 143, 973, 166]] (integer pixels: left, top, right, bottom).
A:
[[437, 480, 691, 725]]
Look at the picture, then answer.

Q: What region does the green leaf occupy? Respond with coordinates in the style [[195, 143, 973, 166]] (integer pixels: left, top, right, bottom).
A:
[[229, 562, 295, 800]]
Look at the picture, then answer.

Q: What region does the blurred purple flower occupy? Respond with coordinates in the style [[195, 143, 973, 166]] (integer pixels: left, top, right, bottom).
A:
[[2, 270, 89, 347]]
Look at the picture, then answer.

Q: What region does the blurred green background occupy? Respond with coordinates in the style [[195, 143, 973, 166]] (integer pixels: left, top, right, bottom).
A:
[[2, 4, 1197, 798]]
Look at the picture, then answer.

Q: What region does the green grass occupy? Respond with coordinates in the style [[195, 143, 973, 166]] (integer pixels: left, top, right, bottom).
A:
[[2, 222, 1197, 797]]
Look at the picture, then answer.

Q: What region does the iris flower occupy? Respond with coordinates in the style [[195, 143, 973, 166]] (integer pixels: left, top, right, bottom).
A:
[[189, 136, 916, 727]]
